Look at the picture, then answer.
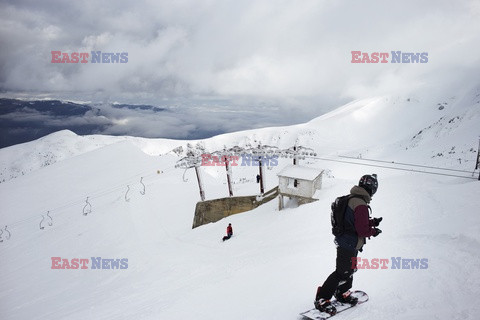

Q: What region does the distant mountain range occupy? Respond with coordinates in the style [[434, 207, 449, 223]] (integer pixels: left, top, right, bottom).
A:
[[0, 99, 98, 148], [0, 99, 174, 148], [0, 98, 295, 149]]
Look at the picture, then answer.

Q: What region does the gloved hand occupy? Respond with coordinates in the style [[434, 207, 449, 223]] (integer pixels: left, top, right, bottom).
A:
[[372, 217, 383, 227], [373, 228, 382, 237]]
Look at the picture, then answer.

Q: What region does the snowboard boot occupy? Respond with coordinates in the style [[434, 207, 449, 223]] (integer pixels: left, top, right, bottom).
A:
[[314, 299, 337, 315], [335, 290, 358, 306]]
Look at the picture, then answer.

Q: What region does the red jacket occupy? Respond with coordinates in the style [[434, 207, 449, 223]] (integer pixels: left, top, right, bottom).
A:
[[226, 225, 233, 236], [354, 204, 376, 238]]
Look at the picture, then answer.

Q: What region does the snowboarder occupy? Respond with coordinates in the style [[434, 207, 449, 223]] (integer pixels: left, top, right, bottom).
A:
[[314, 174, 383, 315], [222, 223, 233, 241], [256, 174, 261, 183]]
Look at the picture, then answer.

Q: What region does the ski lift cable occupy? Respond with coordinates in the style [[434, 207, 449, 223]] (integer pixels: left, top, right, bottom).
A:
[[2, 164, 176, 230], [339, 155, 475, 174], [308, 155, 478, 180]]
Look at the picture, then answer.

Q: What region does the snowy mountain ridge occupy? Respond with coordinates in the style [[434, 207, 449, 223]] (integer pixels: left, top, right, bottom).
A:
[[1, 88, 479, 184], [0, 87, 479, 320]]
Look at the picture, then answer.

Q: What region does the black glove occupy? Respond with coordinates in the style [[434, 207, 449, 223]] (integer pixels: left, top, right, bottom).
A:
[[372, 217, 383, 227], [373, 228, 382, 237]]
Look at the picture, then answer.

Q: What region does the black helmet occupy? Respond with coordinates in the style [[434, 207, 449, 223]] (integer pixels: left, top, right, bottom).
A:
[[359, 174, 378, 196]]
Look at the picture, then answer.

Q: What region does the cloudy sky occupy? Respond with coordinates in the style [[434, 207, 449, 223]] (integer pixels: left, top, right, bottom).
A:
[[1, 0, 479, 140]]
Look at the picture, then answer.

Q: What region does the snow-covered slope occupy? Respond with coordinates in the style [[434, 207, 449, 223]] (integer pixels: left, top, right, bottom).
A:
[[0, 87, 479, 320], [2, 87, 478, 183]]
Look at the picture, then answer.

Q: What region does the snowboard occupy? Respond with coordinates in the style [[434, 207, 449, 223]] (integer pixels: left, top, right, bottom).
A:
[[300, 290, 368, 320]]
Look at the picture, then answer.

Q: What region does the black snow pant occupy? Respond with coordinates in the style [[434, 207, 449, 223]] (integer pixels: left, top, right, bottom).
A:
[[316, 246, 358, 301]]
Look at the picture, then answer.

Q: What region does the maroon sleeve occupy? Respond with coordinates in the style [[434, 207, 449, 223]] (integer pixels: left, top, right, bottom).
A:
[[354, 205, 375, 237]]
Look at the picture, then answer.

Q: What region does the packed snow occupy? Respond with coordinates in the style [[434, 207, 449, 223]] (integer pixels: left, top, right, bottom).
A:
[[0, 88, 479, 320]]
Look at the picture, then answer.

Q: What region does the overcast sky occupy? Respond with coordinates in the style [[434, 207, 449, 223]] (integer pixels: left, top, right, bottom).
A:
[[1, 0, 479, 137]]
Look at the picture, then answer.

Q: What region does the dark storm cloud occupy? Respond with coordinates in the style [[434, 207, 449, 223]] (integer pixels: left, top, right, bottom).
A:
[[0, 98, 308, 148], [0, 0, 479, 140]]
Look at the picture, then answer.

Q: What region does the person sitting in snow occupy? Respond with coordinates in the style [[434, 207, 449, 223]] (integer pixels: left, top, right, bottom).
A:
[[222, 223, 233, 241], [314, 174, 383, 315]]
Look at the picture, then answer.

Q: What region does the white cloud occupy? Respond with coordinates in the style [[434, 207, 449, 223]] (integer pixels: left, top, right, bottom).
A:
[[0, 0, 479, 123]]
